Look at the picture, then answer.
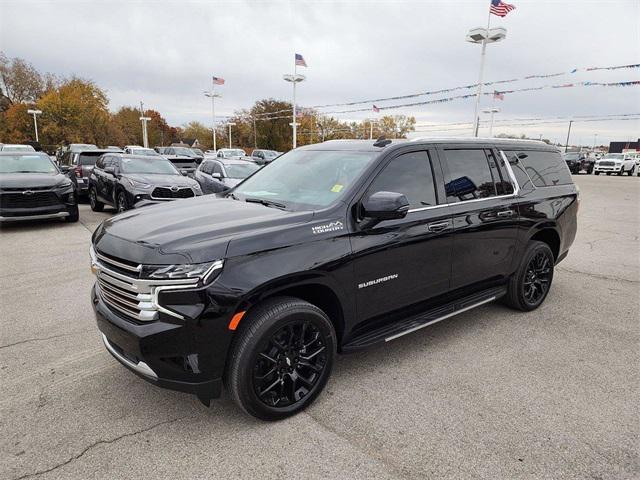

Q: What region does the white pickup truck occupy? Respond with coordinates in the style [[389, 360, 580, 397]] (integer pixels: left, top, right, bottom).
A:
[[593, 153, 636, 176]]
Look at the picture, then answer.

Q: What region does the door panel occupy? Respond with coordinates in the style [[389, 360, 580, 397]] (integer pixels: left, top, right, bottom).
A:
[[350, 148, 453, 322], [439, 146, 519, 289]]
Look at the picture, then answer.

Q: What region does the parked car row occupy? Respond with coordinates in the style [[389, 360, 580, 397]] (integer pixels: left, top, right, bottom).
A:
[[564, 152, 638, 176]]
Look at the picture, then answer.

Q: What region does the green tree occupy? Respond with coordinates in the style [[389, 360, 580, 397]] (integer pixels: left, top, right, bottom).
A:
[[0, 52, 45, 105]]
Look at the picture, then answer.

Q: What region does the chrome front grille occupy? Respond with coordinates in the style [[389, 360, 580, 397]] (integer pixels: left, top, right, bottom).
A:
[[151, 187, 195, 200], [90, 247, 202, 322], [599, 161, 615, 167]]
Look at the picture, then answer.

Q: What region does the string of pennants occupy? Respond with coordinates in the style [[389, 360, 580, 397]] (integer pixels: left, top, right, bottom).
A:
[[316, 80, 640, 115], [309, 63, 640, 109]]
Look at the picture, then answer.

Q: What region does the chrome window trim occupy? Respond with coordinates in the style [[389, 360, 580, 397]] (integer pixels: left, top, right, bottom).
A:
[[101, 334, 157, 379], [407, 149, 521, 214]]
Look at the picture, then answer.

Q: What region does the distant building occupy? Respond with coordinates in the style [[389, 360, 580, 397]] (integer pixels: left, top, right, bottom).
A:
[[609, 139, 639, 153]]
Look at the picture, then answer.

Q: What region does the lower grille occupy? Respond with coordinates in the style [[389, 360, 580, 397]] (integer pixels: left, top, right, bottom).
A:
[[599, 161, 615, 167], [151, 187, 195, 199], [0, 191, 60, 209]]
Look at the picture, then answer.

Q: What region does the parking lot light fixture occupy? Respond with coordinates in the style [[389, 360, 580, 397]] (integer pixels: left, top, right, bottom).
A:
[[227, 122, 236, 148], [283, 73, 306, 149], [482, 108, 500, 136], [204, 90, 222, 151], [466, 22, 507, 137], [27, 109, 42, 142]]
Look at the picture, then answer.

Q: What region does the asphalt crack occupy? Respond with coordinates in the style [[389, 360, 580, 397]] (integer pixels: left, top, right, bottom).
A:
[[557, 266, 639, 284], [11, 415, 190, 480], [0, 333, 85, 351]]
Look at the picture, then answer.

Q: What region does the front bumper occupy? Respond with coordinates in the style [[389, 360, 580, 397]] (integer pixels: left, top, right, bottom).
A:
[[92, 281, 232, 404], [0, 190, 77, 222]]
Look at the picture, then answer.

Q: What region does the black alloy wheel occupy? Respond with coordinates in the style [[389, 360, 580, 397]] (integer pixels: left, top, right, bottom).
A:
[[252, 321, 327, 408], [117, 191, 128, 213], [225, 297, 336, 420], [522, 250, 552, 306]]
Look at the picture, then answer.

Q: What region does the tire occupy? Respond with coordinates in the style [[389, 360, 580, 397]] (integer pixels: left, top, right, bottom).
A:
[[628, 166, 635, 176], [225, 296, 337, 421], [587, 167, 593, 175], [505, 241, 555, 312], [594, 171, 600, 175], [606, 172, 611, 176], [64, 205, 79, 223], [116, 190, 129, 213], [89, 187, 104, 212]]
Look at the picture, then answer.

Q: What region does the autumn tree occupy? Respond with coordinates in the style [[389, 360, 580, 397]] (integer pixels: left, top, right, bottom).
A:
[[0, 52, 45, 105], [182, 121, 213, 148]]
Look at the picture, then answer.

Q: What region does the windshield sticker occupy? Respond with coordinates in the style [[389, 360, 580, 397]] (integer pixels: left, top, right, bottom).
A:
[[358, 274, 399, 289], [331, 184, 344, 193], [312, 220, 344, 235]]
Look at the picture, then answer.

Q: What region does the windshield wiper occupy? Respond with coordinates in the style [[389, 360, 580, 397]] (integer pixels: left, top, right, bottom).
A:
[[244, 197, 287, 210]]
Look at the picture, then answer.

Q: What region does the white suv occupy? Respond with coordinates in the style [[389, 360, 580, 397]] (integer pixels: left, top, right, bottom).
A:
[[593, 153, 636, 176]]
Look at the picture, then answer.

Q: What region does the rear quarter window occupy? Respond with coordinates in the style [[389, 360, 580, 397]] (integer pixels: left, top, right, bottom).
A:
[[506, 150, 572, 187]]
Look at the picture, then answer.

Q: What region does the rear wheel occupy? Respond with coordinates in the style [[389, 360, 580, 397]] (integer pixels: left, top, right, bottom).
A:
[[628, 166, 635, 176], [594, 171, 600, 175], [225, 297, 336, 420], [505, 241, 555, 311], [89, 187, 104, 212]]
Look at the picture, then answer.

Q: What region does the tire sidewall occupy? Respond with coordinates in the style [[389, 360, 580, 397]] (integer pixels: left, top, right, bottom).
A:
[[230, 300, 336, 421], [117, 191, 128, 212], [516, 242, 555, 311]]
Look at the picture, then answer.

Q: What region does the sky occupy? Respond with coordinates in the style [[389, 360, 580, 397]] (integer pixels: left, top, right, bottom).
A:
[[1, 0, 639, 146]]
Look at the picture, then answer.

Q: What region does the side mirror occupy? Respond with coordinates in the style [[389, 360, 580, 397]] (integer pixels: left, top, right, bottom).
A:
[[59, 165, 71, 173], [181, 170, 188, 176], [104, 166, 116, 176], [212, 172, 222, 179], [362, 191, 410, 223]]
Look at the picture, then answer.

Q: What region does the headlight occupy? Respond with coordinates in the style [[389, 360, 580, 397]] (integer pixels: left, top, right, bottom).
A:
[[54, 181, 73, 191], [127, 178, 152, 189], [141, 260, 223, 282], [192, 183, 202, 193]]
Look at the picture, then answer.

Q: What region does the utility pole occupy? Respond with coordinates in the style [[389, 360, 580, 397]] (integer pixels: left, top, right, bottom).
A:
[[139, 102, 151, 148], [227, 122, 236, 148], [253, 116, 257, 148], [204, 88, 221, 151], [564, 120, 573, 153], [27, 109, 42, 142]]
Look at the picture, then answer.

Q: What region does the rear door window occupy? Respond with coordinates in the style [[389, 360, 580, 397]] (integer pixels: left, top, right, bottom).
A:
[[507, 150, 572, 187], [78, 153, 99, 166], [502, 151, 535, 193], [367, 150, 437, 209], [442, 149, 501, 202]]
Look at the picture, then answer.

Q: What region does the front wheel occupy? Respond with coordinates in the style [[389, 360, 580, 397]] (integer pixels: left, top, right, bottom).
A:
[[505, 241, 555, 311], [89, 187, 104, 212], [225, 297, 336, 421], [628, 166, 635, 176], [594, 171, 600, 175], [116, 190, 129, 213], [64, 205, 79, 223]]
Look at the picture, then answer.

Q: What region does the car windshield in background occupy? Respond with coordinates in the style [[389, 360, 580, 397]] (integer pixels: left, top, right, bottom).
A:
[[173, 147, 197, 156], [225, 163, 260, 179], [120, 157, 179, 175], [263, 151, 278, 158], [192, 149, 204, 156], [223, 150, 245, 157], [130, 148, 160, 156], [564, 153, 580, 160], [603, 154, 623, 159], [0, 154, 57, 174], [2, 145, 36, 152], [70, 144, 98, 152], [78, 153, 102, 165], [233, 150, 377, 210]]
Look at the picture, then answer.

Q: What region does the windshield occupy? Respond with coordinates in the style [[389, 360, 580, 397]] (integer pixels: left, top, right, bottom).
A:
[[173, 147, 196, 157], [2, 145, 36, 152], [222, 149, 246, 157], [0, 153, 57, 174], [120, 157, 179, 174], [602, 154, 623, 159], [192, 149, 204, 156], [225, 162, 260, 179], [233, 150, 377, 210], [563, 153, 580, 160], [70, 144, 98, 152], [131, 148, 160, 156]]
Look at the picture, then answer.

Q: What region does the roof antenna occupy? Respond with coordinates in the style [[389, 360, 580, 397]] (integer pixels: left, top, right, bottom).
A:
[[373, 136, 392, 147]]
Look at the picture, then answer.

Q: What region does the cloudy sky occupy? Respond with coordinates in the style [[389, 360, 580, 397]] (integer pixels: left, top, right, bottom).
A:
[[1, 0, 639, 145]]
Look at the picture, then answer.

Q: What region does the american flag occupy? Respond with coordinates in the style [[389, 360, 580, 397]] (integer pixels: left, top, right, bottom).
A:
[[372, 104, 380, 113], [295, 53, 307, 67], [493, 90, 505, 100], [490, 0, 515, 17], [212, 76, 225, 85]]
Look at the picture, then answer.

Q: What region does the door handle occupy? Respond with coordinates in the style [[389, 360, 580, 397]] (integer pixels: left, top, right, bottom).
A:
[[427, 221, 450, 232], [497, 209, 515, 218]]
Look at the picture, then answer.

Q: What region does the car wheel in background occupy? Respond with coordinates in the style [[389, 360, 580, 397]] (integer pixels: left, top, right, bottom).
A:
[[628, 167, 635, 176], [504, 241, 555, 312], [64, 205, 79, 223], [225, 296, 336, 421], [116, 191, 129, 213], [89, 187, 104, 212], [594, 171, 600, 175]]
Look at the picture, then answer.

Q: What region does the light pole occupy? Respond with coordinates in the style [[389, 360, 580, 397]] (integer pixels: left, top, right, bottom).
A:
[[466, 25, 507, 137], [139, 101, 151, 148], [593, 133, 598, 149], [366, 119, 379, 140], [482, 108, 500, 137], [283, 73, 306, 149], [227, 122, 236, 148], [564, 120, 573, 153], [204, 90, 222, 151], [27, 109, 42, 142]]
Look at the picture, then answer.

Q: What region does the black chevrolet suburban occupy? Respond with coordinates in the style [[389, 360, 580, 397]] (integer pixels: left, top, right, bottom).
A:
[[90, 138, 578, 420]]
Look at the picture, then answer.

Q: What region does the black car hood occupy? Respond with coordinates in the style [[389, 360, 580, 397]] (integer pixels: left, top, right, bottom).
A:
[[124, 173, 197, 187], [0, 172, 68, 189], [93, 196, 314, 265]]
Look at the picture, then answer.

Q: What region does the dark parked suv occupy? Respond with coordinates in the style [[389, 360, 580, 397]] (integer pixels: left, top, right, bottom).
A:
[[563, 152, 594, 174], [88, 154, 202, 213], [0, 152, 78, 222], [59, 148, 113, 196], [90, 138, 578, 420]]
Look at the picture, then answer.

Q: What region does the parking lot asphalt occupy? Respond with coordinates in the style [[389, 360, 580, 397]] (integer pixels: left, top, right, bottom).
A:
[[1, 174, 638, 480]]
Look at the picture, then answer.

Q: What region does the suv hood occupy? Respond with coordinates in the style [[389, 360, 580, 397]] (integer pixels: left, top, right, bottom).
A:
[[93, 195, 314, 265], [0, 172, 67, 189]]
